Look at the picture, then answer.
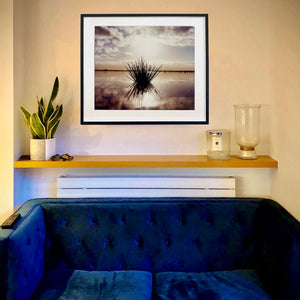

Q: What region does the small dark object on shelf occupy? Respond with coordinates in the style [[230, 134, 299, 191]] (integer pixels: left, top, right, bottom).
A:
[[51, 154, 61, 161], [60, 153, 73, 161], [51, 153, 73, 161]]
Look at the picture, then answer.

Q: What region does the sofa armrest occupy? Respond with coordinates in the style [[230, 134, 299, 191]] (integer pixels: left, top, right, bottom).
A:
[[0, 205, 46, 300], [255, 199, 300, 300]]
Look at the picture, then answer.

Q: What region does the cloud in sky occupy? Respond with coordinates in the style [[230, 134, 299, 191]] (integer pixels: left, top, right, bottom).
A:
[[94, 26, 195, 71]]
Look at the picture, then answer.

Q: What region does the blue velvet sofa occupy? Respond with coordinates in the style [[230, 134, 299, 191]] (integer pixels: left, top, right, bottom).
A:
[[0, 197, 299, 300]]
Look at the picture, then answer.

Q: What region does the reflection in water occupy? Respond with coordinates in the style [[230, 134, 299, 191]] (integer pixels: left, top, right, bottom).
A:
[[125, 57, 162, 102], [95, 71, 194, 110], [126, 81, 161, 105], [126, 81, 160, 100]]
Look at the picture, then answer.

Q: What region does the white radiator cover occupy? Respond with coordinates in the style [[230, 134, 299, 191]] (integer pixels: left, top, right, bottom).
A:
[[57, 176, 236, 198]]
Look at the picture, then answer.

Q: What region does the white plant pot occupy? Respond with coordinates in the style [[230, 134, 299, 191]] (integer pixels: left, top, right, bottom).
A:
[[30, 138, 56, 161]]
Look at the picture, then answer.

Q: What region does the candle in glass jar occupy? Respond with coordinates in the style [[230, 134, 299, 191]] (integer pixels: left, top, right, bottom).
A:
[[206, 130, 231, 160]]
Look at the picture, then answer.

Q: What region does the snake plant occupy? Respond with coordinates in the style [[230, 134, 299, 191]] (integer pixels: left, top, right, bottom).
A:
[[20, 77, 63, 139]]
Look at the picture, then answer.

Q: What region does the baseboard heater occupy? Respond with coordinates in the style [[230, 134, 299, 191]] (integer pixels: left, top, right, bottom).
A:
[[57, 176, 236, 198]]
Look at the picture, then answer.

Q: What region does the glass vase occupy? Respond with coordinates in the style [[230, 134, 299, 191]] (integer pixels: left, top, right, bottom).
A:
[[234, 104, 261, 160]]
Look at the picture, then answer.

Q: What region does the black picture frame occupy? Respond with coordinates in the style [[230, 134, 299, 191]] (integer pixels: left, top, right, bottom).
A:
[[81, 14, 209, 124]]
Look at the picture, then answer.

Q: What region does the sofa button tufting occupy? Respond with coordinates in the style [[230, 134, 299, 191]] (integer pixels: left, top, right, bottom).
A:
[[191, 239, 201, 248], [120, 214, 127, 225], [104, 239, 114, 249], [90, 217, 98, 225], [164, 239, 171, 247], [148, 213, 156, 225], [149, 259, 155, 268], [74, 239, 81, 247], [135, 239, 144, 250], [89, 262, 97, 270], [59, 218, 68, 227], [178, 214, 186, 226], [206, 262, 214, 271], [206, 216, 214, 225], [234, 214, 242, 225], [221, 238, 228, 246], [26, 237, 31, 246], [178, 260, 184, 269]]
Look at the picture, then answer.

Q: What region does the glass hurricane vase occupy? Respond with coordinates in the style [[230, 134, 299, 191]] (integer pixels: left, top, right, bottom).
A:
[[234, 104, 261, 160]]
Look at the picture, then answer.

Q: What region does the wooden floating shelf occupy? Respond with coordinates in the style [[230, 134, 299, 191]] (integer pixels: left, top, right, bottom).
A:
[[14, 155, 278, 169]]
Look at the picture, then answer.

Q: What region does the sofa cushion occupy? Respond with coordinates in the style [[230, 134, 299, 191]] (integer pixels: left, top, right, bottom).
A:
[[31, 269, 152, 300], [153, 269, 272, 300]]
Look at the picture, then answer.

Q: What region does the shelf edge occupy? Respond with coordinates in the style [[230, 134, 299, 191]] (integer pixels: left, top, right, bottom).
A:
[[14, 155, 278, 169]]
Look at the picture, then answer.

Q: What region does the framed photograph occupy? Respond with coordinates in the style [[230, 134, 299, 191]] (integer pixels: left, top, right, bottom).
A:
[[81, 14, 208, 124]]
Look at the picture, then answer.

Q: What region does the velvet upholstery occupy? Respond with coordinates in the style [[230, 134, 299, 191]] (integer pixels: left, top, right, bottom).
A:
[[31, 269, 75, 300], [0, 197, 299, 300], [255, 199, 300, 300], [58, 270, 152, 300], [32, 269, 152, 300], [42, 199, 260, 272], [153, 270, 272, 300], [0, 206, 45, 300]]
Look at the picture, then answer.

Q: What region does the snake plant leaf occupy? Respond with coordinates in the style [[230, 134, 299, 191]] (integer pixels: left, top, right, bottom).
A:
[[38, 97, 45, 109], [49, 103, 63, 121], [20, 107, 31, 130], [43, 77, 59, 122], [38, 97, 45, 121], [20, 106, 39, 138], [30, 113, 46, 139], [46, 104, 63, 139], [49, 120, 60, 138], [43, 98, 54, 123], [49, 77, 59, 102]]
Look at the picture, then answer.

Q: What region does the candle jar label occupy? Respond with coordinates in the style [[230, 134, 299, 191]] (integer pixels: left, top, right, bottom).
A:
[[212, 136, 223, 151]]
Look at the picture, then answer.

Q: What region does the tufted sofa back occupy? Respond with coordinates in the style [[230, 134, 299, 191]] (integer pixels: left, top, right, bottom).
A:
[[41, 198, 262, 273]]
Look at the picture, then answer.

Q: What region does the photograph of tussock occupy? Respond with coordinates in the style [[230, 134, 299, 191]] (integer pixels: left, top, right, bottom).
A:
[[94, 25, 195, 110]]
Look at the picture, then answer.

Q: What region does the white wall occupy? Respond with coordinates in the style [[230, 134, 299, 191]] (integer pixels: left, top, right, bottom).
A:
[[0, 0, 298, 221], [0, 0, 14, 222], [268, 0, 300, 219], [13, 0, 272, 157]]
